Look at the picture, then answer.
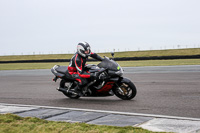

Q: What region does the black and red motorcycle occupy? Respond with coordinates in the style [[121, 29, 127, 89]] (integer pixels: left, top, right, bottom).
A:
[[51, 55, 137, 100]]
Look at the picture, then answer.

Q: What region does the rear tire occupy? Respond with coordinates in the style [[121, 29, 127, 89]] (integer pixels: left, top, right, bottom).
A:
[[114, 80, 137, 100], [60, 79, 80, 99]]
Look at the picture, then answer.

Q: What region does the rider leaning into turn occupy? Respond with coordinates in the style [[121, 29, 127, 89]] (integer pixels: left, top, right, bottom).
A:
[[67, 42, 102, 94]]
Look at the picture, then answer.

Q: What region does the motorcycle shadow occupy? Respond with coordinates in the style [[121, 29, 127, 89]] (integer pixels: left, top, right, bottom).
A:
[[57, 97, 135, 105]]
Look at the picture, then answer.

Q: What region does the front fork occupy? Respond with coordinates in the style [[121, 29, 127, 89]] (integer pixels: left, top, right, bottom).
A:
[[114, 82, 126, 95], [112, 77, 129, 95]]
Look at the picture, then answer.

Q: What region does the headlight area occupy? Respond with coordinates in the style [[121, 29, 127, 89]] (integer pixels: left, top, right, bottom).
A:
[[115, 68, 123, 76]]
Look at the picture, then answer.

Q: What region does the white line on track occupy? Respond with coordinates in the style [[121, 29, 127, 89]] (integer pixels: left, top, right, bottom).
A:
[[1, 103, 200, 121]]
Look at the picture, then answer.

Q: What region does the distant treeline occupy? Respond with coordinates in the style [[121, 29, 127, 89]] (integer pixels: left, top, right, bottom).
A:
[[0, 55, 199, 63]]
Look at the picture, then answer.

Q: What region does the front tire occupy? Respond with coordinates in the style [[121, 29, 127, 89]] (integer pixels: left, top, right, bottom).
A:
[[60, 79, 80, 99], [114, 78, 137, 100]]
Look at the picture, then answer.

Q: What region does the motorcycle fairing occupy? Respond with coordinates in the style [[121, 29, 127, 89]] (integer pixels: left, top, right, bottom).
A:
[[98, 57, 120, 71], [97, 81, 115, 94]]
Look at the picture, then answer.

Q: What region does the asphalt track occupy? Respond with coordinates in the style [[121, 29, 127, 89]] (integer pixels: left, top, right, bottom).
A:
[[0, 65, 200, 119]]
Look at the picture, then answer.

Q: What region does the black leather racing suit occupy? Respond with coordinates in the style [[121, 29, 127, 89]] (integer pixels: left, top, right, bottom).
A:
[[67, 52, 102, 86]]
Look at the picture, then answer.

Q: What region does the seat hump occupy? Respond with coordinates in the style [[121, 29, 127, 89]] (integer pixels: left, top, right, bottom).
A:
[[55, 66, 68, 74]]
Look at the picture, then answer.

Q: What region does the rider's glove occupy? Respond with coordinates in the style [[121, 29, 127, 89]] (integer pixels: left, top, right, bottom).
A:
[[90, 72, 100, 80], [98, 74, 105, 80], [91, 72, 106, 80]]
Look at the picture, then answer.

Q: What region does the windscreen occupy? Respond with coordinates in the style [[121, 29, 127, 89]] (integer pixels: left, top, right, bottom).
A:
[[97, 57, 119, 71]]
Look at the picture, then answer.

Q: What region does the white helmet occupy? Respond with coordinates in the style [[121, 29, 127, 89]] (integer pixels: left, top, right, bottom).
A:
[[77, 42, 91, 57]]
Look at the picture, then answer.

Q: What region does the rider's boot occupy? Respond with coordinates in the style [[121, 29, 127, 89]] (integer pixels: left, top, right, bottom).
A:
[[71, 85, 83, 96]]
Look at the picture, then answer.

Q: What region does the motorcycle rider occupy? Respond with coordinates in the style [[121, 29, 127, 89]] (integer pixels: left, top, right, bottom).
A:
[[66, 42, 103, 95]]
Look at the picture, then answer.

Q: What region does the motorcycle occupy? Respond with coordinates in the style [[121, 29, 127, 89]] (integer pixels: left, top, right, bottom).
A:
[[51, 53, 137, 100]]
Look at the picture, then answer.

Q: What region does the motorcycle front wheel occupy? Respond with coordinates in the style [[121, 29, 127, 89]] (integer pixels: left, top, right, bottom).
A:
[[114, 80, 137, 100], [60, 79, 80, 99]]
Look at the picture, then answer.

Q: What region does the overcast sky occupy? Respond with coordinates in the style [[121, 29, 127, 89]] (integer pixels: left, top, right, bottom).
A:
[[0, 0, 200, 55]]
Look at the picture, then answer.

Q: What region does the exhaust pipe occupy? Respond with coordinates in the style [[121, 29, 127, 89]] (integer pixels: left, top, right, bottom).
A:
[[57, 87, 78, 95]]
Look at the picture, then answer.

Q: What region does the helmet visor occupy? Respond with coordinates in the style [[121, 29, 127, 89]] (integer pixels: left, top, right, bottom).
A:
[[84, 49, 90, 54]]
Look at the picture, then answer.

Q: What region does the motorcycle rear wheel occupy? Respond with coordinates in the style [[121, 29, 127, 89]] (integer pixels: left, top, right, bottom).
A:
[[114, 81, 137, 100], [60, 79, 80, 99]]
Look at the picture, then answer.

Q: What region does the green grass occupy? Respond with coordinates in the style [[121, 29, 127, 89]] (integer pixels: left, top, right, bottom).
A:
[[0, 59, 200, 70], [0, 48, 199, 61], [113, 48, 200, 58], [116, 59, 200, 67], [0, 114, 160, 133], [0, 54, 74, 61], [0, 48, 199, 70]]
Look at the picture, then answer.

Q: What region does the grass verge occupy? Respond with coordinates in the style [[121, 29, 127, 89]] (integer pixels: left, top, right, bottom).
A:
[[0, 114, 160, 133], [0, 59, 200, 70], [0, 48, 199, 61]]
